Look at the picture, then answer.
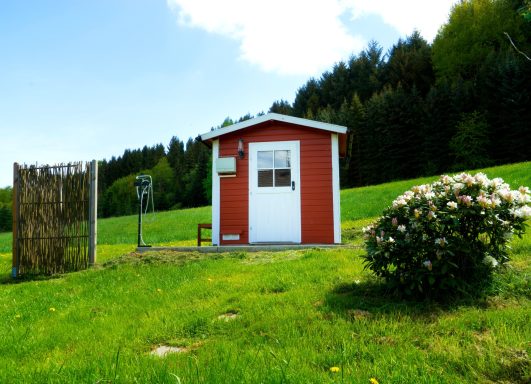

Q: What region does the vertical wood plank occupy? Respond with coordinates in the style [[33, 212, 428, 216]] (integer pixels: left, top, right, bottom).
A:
[[12, 163, 19, 278], [88, 160, 98, 265]]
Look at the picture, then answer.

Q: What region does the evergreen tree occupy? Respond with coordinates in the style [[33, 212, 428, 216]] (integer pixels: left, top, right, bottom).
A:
[[347, 41, 384, 102], [339, 94, 365, 187], [320, 62, 351, 110], [182, 139, 210, 207], [203, 154, 213, 205], [0, 204, 11, 232], [361, 86, 424, 184], [483, 53, 531, 163], [237, 113, 254, 122], [382, 31, 435, 95], [167, 136, 186, 204], [292, 78, 321, 117], [269, 99, 294, 115], [421, 82, 460, 175], [449, 111, 492, 170], [0, 186, 13, 232], [315, 105, 337, 124]]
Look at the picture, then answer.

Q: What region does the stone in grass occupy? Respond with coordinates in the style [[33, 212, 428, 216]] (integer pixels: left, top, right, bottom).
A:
[[346, 309, 371, 320], [217, 311, 239, 321], [150, 345, 188, 357]]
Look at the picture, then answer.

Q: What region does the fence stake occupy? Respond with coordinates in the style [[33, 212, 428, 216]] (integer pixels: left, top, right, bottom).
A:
[[88, 160, 98, 266], [12, 163, 19, 278]]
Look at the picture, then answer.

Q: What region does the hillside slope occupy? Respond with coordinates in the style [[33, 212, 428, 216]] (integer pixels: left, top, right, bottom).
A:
[[0, 161, 529, 255], [0, 162, 529, 383]]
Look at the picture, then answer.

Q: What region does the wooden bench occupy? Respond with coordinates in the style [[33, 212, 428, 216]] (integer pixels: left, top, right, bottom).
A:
[[197, 223, 212, 246]]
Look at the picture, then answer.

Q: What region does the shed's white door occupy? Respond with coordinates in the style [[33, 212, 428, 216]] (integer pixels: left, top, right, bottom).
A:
[[249, 141, 301, 243]]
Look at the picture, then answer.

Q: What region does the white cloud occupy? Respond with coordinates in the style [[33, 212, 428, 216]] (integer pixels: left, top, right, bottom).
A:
[[344, 0, 458, 42], [167, 0, 457, 76], [167, 0, 365, 76]]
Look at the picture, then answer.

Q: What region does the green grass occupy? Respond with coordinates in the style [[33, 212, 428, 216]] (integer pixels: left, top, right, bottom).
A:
[[0, 205, 211, 266], [1, 161, 528, 254], [341, 161, 531, 221], [0, 162, 529, 383], [340, 161, 531, 246], [97, 206, 211, 246]]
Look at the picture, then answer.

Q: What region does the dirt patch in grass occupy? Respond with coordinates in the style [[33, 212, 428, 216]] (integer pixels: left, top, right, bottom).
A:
[[103, 251, 228, 268], [347, 309, 372, 320], [217, 310, 239, 321], [150, 345, 188, 357], [242, 250, 305, 265], [103, 249, 305, 269], [489, 348, 530, 383]]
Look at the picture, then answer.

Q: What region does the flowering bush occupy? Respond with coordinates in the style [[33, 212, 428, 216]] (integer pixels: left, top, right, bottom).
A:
[[362, 173, 530, 298]]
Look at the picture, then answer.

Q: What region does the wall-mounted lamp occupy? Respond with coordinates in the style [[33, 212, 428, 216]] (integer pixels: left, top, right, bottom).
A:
[[238, 138, 245, 159]]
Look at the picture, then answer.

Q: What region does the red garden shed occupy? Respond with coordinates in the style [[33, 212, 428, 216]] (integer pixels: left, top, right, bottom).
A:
[[200, 113, 347, 246]]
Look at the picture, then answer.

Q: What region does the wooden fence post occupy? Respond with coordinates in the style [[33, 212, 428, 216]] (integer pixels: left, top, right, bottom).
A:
[[88, 160, 98, 266], [12, 163, 19, 278]]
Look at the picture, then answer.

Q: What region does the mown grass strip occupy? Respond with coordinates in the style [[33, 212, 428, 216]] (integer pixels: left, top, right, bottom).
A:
[[0, 243, 528, 383]]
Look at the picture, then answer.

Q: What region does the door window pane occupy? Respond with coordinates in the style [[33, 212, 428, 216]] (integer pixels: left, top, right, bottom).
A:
[[275, 169, 291, 187], [274, 150, 291, 168], [257, 151, 273, 169], [257, 149, 292, 188], [258, 170, 273, 187]]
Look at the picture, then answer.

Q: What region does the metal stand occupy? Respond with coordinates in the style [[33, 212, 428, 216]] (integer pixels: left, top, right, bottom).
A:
[[134, 175, 153, 248]]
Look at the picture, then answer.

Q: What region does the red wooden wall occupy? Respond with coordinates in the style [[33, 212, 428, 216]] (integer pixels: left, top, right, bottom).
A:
[[218, 121, 334, 245]]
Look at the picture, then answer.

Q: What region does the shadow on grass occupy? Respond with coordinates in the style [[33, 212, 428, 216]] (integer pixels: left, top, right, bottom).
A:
[[0, 250, 249, 285], [0, 272, 64, 285], [322, 275, 521, 322], [324, 280, 439, 321]]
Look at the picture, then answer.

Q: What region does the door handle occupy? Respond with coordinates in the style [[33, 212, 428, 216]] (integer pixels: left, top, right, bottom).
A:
[[291, 181, 295, 191]]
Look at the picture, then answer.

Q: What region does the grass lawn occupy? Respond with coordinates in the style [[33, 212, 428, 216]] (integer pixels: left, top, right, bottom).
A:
[[0, 162, 529, 383]]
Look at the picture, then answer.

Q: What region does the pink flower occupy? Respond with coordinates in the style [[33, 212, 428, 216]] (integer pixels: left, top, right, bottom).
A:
[[476, 194, 489, 208], [458, 195, 472, 207], [464, 174, 475, 187]]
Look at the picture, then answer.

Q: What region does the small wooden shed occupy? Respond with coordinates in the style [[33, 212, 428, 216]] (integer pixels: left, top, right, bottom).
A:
[[200, 113, 347, 246]]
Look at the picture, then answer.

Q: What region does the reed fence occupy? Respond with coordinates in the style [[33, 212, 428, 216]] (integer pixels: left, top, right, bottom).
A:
[[12, 161, 97, 276]]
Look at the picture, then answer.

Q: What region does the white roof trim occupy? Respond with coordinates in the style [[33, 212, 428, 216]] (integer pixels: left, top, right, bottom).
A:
[[200, 113, 347, 141]]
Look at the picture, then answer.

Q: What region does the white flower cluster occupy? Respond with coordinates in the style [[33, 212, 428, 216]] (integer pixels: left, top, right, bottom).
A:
[[388, 172, 531, 219], [511, 205, 531, 218], [364, 172, 529, 292], [483, 255, 499, 268], [365, 172, 530, 259]]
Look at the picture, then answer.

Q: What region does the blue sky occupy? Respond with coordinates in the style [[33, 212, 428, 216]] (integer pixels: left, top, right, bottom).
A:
[[0, 0, 457, 187]]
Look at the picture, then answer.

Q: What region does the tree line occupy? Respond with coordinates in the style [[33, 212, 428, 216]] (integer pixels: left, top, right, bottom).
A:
[[0, 0, 529, 228], [98, 138, 211, 217], [97, 115, 264, 217], [0, 187, 11, 232], [270, 0, 531, 187], [0, 136, 214, 226]]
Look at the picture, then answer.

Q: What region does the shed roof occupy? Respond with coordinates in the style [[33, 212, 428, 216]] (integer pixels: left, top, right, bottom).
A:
[[200, 113, 347, 142]]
